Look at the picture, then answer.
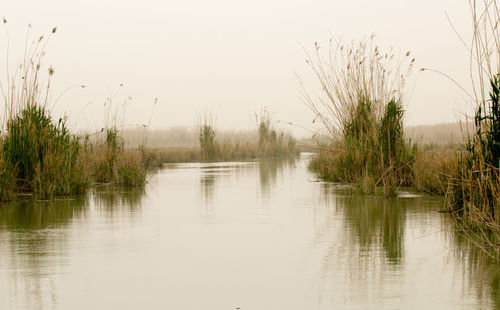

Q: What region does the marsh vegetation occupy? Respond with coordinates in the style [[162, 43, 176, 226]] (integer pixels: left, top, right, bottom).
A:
[[0, 24, 298, 201], [304, 0, 500, 259]]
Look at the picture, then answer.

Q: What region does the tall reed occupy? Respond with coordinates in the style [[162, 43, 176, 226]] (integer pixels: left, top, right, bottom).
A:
[[198, 113, 218, 161], [195, 110, 297, 162], [0, 23, 147, 199], [256, 108, 296, 157], [443, 0, 500, 259], [303, 36, 416, 196], [0, 23, 90, 199]]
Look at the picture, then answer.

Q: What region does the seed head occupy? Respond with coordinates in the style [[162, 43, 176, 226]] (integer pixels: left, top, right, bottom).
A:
[[405, 51, 411, 57], [48, 66, 54, 76], [52, 26, 57, 33], [3, 17, 6, 24]]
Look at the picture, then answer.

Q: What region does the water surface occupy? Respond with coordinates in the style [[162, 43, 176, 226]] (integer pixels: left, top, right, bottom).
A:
[[0, 154, 499, 309]]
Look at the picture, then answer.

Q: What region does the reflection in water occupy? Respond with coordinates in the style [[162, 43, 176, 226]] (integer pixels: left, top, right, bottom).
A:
[[0, 198, 88, 230], [197, 163, 253, 220], [0, 155, 499, 309], [93, 188, 145, 211], [200, 169, 216, 220], [447, 218, 500, 309], [314, 182, 500, 309], [200, 168, 216, 202], [0, 190, 146, 310], [258, 157, 296, 202], [0, 198, 88, 310], [339, 194, 408, 264]]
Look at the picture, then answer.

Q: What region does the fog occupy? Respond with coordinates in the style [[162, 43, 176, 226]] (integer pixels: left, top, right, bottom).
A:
[[3, 0, 473, 136]]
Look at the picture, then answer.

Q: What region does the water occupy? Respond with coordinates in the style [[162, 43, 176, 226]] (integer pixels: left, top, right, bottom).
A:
[[0, 154, 498, 309]]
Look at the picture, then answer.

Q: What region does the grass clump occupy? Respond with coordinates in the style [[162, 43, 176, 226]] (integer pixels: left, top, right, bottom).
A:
[[0, 147, 16, 202], [412, 145, 458, 195], [199, 115, 218, 161], [256, 109, 296, 157], [2, 105, 88, 198], [437, 0, 500, 259], [0, 24, 148, 201], [89, 128, 146, 187], [194, 110, 297, 162], [446, 75, 500, 256], [116, 153, 146, 187], [0, 24, 90, 200], [303, 37, 416, 196]]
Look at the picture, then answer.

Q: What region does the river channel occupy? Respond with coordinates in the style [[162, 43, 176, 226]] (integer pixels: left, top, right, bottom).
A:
[[0, 154, 498, 309]]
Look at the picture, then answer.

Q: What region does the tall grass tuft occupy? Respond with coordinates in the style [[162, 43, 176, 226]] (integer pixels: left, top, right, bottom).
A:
[[0, 24, 89, 199], [0, 145, 16, 201], [195, 110, 297, 162], [256, 108, 296, 157], [443, 0, 500, 259], [447, 76, 500, 256], [303, 37, 416, 196], [89, 128, 146, 187], [2, 105, 88, 198], [0, 24, 147, 200], [199, 120, 218, 161]]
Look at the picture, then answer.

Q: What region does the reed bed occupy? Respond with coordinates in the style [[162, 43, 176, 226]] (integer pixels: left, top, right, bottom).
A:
[[440, 0, 500, 259], [0, 24, 147, 201], [303, 36, 416, 196], [305, 1, 500, 258], [192, 109, 297, 162]]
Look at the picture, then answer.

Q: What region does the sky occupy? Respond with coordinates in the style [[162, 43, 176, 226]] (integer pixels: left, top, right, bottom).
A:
[[2, 0, 475, 136]]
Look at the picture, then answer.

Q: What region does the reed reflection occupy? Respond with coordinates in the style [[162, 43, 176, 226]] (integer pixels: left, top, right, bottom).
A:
[[200, 169, 216, 221], [200, 167, 217, 203], [198, 163, 251, 221], [445, 216, 500, 309], [0, 198, 88, 310], [0, 198, 88, 230], [258, 157, 296, 201], [340, 195, 407, 264], [92, 188, 145, 212]]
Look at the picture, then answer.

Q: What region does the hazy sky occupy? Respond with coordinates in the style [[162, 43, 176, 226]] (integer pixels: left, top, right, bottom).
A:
[[3, 0, 474, 136]]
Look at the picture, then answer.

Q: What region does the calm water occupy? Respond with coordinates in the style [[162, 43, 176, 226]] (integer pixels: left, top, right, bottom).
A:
[[0, 154, 499, 309]]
